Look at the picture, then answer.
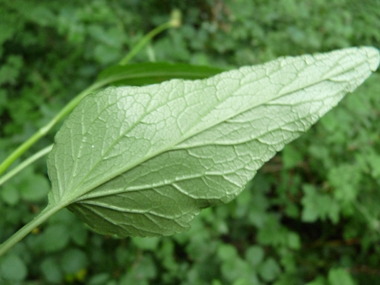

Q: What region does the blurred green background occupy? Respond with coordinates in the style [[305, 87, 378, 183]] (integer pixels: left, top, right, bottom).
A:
[[1, 0, 380, 284]]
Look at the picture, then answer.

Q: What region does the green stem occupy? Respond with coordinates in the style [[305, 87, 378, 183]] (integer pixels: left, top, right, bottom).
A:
[[0, 203, 64, 257], [119, 22, 173, 65], [0, 145, 53, 187], [119, 10, 180, 65], [0, 82, 103, 177]]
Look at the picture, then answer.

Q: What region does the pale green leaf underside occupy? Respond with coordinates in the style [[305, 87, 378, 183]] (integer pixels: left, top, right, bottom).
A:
[[47, 47, 380, 237]]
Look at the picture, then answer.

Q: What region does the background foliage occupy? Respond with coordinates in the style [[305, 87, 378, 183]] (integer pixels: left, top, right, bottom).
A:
[[1, 0, 380, 284]]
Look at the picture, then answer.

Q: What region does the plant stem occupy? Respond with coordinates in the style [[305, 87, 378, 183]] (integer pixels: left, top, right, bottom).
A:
[[0, 145, 53, 187], [0, 203, 63, 257], [119, 10, 181, 65], [119, 22, 173, 65], [0, 82, 103, 177]]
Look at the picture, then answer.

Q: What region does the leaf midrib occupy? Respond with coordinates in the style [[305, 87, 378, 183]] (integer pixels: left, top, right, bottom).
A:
[[75, 96, 328, 201]]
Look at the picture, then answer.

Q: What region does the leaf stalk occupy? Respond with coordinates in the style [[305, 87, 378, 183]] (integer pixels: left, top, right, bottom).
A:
[[119, 9, 181, 65], [0, 203, 63, 257], [0, 145, 53, 187]]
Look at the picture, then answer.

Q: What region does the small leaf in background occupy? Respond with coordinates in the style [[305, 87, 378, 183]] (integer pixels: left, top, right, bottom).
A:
[[156, 239, 178, 273], [257, 215, 292, 247], [366, 152, 380, 180], [132, 237, 160, 251], [69, 222, 88, 246], [328, 164, 361, 204], [47, 47, 380, 237], [119, 255, 157, 284], [60, 248, 88, 275], [19, 174, 50, 202], [282, 144, 303, 169], [301, 185, 340, 223], [42, 224, 70, 252], [0, 167, 49, 204], [287, 232, 301, 250], [0, 183, 19, 206], [258, 257, 281, 282], [218, 244, 238, 261], [41, 257, 63, 283], [245, 245, 265, 266], [87, 273, 110, 285], [0, 55, 23, 86], [0, 254, 27, 281], [220, 254, 259, 284], [328, 268, 356, 285]]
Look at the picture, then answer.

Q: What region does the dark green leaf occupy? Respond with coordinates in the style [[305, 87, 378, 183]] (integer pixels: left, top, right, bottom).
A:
[[96, 62, 226, 86]]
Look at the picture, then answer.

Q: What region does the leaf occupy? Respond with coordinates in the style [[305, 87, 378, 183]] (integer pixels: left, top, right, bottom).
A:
[[245, 246, 265, 266], [328, 268, 355, 285], [258, 258, 281, 282], [60, 249, 88, 274], [96, 62, 226, 87], [301, 184, 340, 223], [42, 224, 70, 252], [41, 257, 63, 283], [0, 254, 27, 281], [47, 47, 380, 237]]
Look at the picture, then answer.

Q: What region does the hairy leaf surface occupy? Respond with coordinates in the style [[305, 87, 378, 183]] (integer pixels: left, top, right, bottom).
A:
[[47, 47, 380, 237]]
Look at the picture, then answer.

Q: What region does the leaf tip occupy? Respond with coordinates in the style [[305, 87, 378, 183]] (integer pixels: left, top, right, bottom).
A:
[[361, 46, 380, 72]]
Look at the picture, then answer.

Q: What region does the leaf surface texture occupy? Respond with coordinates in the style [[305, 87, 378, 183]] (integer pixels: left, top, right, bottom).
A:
[[47, 47, 380, 237]]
